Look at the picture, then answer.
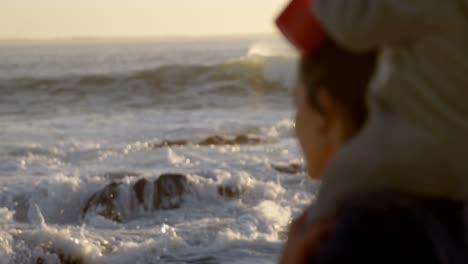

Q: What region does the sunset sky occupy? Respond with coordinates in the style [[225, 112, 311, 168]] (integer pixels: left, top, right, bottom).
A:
[[1, 0, 287, 39]]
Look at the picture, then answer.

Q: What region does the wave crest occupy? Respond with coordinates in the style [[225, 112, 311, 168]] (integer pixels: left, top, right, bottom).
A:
[[1, 56, 297, 113], [4, 56, 296, 97]]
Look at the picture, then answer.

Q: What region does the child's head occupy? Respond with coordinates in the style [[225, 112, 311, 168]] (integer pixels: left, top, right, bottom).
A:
[[295, 38, 376, 179]]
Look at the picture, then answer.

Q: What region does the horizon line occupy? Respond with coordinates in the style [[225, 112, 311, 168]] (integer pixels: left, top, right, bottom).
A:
[[0, 32, 279, 43]]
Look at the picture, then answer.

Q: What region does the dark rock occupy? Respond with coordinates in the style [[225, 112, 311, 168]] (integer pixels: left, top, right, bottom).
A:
[[217, 185, 243, 199], [82, 182, 123, 223], [232, 134, 263, 145], [57, 253, 84, 264], [198, 134, 263, 146], [272, 163, 305, 174], [198, 136, 226, 146], [82, 173, 192, 223], [146, 134, 264, 150], [133, 178, 149, 206], [153, 174, 190, 209], [35, 249, 84, 264]]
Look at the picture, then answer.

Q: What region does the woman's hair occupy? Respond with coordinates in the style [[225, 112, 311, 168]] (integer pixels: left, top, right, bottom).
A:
[[299, 38, 377, 133]]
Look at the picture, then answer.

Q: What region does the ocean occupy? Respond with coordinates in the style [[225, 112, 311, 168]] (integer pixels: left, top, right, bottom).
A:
[[0, 36, 317, 264]]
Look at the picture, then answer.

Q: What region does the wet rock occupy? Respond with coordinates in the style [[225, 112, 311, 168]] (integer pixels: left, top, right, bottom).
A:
[[217, 185, 243, 199], [147, 134, 265, 149], [83, 173, 192, 222], [56, 253, 84, 264], [231, 134, 264, 145], [272, 163, 305, 174], [133, 178, 149, 205], [82, 182, 123, 223], [198, 136, 229, 146], [198, 134, 263, 146], [153, 173, 190, 209], [149, 140, 191, 149], [36, 255, 83, 264], [35, 249, 84, 264]]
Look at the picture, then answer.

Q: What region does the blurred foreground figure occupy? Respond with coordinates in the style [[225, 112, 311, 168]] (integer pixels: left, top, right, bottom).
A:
[[276, 0, 468, 263]]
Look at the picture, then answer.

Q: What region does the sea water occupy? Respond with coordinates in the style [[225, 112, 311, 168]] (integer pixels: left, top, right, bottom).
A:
[[0, 36, 317, 264]]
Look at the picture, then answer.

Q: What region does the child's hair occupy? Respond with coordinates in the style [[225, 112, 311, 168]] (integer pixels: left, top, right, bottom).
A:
[[299, 38, 377, 133]]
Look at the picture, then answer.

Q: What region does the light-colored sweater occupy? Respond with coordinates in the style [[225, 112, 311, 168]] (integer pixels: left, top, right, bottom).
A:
[[310, 0, 468, 218], [314, 0, 468, 138]]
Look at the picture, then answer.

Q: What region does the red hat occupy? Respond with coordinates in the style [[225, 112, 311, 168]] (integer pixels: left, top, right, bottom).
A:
[[276, 0, 326, 56]]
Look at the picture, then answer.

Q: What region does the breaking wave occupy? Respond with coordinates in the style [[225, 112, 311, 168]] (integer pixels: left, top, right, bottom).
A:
[[2, 56, 296, 97], [0, 55, 297, 114]]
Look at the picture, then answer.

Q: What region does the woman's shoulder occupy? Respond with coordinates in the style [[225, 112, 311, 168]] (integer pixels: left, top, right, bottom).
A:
[[310, 194, 465, 264]]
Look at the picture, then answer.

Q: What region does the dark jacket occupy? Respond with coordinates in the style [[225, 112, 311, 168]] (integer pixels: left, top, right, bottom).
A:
[[309, 194, 468, 264]]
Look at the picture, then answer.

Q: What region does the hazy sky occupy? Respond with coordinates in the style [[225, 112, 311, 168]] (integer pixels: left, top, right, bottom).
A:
[[1, 0, 287, 39]]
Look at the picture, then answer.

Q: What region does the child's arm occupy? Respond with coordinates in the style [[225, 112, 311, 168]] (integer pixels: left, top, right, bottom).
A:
[[312, 0, 439, 51]]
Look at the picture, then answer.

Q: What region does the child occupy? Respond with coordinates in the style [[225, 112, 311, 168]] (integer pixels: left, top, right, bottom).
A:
[[276, 0, 468, 262]]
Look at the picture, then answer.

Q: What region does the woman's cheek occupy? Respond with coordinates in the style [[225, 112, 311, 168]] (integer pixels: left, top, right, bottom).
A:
[[295, 108, 307, 151], [295, 111, 313, 174]]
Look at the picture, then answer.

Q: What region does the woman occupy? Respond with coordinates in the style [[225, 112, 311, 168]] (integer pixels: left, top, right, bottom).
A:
[[280, 37, 467, 263], [276, 0, 468, 263]]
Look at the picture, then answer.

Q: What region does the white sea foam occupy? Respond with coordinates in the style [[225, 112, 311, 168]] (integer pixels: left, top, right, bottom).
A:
[[11, 224, 103, 264], [0, 231, 13, 264], [0, 37, 314, 264], [247, 41, 295, 58], [0, 207, 14, 224], [167, 148, 188, 165]]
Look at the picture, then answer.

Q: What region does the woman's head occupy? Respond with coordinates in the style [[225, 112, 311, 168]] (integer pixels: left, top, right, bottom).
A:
[[295, 38, 376, 179]]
